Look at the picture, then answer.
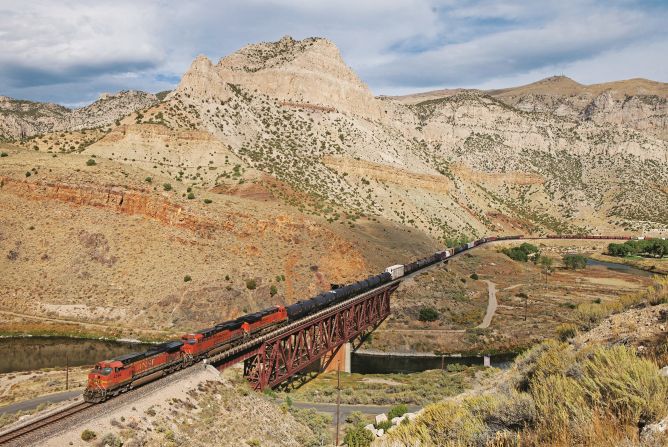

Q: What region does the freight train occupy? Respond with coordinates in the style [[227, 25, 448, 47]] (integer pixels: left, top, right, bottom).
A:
[[84, 234, 523, 402]]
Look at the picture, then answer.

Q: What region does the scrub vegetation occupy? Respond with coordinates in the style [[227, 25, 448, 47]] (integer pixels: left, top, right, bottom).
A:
[[381, 341, 668, 446]]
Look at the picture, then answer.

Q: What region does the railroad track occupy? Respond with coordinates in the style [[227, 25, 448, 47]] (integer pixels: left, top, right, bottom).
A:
[[0, 236, 648, 444], [0, 401, 92, 445]]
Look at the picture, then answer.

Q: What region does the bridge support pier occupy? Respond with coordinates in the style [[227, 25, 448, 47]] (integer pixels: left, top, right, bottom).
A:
[[242, 283, 398, 390], [323, 342, 351, 373]]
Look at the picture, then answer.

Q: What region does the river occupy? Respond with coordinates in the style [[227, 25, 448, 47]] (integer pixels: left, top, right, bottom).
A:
[[0, 259, 650, 375], [585, 258, 654, 277], [0, 337, 152, 373]]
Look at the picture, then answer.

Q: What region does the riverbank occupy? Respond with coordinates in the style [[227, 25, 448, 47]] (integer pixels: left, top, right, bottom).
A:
[[589, 252, 668, 275], [0, 336, 153, 374], [365, 242, 655, 355], [0, 314, 173, 343]]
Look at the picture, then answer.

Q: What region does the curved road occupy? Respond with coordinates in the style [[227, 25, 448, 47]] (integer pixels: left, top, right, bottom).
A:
[[476, 280, 497, 329]]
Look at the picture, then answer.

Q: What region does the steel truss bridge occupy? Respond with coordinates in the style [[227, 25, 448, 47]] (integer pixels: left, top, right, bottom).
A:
[[209, 281, 399, 389]]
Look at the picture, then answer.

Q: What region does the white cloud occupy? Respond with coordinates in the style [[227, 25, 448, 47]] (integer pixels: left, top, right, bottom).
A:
[[0, 0, 665, 104]]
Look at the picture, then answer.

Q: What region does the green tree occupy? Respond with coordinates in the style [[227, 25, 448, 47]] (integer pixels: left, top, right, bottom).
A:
[[539, 256, 554, 284], [563, 254, 587, 270]]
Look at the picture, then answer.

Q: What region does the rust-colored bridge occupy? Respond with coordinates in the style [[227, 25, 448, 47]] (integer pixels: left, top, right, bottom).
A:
[[208, 281, 400, 390]]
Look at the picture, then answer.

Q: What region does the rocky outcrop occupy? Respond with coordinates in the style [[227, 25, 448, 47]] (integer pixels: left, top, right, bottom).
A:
[[171, 36, 383, 119], [393, 76, 668, 140], [0, 176, 216, 235], [0, 90, 159, 139]]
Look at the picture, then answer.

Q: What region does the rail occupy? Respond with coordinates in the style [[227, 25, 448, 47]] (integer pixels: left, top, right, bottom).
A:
[[0, 402, 93, 445], [0, 235, 643, 443]]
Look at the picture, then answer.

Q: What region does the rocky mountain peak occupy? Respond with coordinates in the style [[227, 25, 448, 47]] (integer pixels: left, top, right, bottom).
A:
[[172, 36, 382, 119]]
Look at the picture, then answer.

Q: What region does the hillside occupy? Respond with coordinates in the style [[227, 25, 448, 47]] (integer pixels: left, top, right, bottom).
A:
[[145, 38, 667, 237], [375, 290, 668, 447], [0, 91, 159, 139], [394, 76, 668, 140], [1, 35, 667, 337]]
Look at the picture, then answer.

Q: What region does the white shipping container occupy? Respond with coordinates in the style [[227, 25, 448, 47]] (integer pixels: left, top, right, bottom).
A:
[[385, 264, 405, 280]]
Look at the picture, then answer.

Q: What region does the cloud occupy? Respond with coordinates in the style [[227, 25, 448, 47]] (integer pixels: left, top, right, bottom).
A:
[[0, 0, 665, 104]]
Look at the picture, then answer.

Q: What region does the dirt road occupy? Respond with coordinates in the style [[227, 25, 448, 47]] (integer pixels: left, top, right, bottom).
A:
[[477, 280, 497, 329]]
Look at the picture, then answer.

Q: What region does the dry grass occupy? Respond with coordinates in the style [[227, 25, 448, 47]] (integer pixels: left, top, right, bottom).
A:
[[379, 341, 668, 447]]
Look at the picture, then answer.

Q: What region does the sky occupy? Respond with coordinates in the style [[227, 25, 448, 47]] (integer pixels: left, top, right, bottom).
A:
[[0, 0, 666, 107]]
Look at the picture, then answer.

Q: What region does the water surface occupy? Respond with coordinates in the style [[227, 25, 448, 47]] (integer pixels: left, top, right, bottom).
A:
[[351, 351, 517, 374], [0, 337, 153, 373], [585, 258, 654, 277]]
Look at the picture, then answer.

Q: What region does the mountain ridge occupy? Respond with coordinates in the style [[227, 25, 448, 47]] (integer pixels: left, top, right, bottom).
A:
[[2, 36, 668, 239]]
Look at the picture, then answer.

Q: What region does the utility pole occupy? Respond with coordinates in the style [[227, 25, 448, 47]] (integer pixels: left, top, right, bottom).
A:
[[335, 362, 341, 446], [65, 353, 69, 391]]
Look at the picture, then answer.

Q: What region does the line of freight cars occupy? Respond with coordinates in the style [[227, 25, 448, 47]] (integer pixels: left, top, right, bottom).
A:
[[83, 234, 522, 402]]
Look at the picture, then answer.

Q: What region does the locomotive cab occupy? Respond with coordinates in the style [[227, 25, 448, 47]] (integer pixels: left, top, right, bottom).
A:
[[180, 333, 204, 354], [87, 360, 123, 384], [84, 359, 125, 402]]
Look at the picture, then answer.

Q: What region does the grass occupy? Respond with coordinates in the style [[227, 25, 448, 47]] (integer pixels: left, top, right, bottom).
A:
[[277, 368, 483, 406], [382, 341, 668, 447], [575, 276, 668, 329]]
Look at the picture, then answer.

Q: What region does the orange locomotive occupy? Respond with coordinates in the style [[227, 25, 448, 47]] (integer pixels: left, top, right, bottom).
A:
[[84, 340, 184, 402], [84, 306, 288, 403]]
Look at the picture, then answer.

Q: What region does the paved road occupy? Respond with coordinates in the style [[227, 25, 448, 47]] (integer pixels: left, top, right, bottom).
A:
[[290, 400, 420, 420], [0, 390, 81, 415], [0, 389, 419, 425], [477, 280, 497, 329]]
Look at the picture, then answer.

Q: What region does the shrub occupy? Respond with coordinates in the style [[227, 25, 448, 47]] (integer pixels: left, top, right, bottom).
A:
[[246, 278, 257, 290], [80, 429, 96, 441], [145, 176, 152, 183], [270, 285, 278, 296], [579, 345, 668, 425], [86, 159, 96, 166], [25, 171, 31, 177], [0, 152, 7, 157], [162, 183, 172, 191], [563, 254, 587, 270], [388, 403, 409, 420], [385, 340, 668, 447], [99, 433, 122, 447], [344, 422, 374, 447], [375, 419, 392, 430], [502, 243, 540, 262], [187, 192, 195, 199], [576, 302, 609, 327], [470, 273, 479, 280], [531, 373, 592, 441], [184, 275, 192, 282], [346, 411, 364, 424], [556, 323, 577, 341], [203, 198, 212, 204], [418, 307, 439, 322]]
